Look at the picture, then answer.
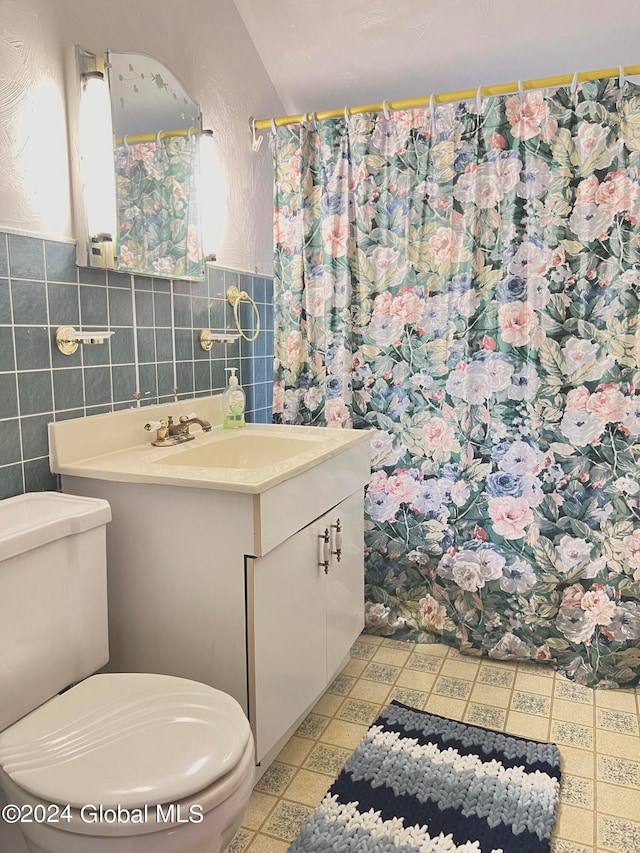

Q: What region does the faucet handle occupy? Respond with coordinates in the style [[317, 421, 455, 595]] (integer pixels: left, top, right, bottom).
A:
[[144, 419, 169, 444]]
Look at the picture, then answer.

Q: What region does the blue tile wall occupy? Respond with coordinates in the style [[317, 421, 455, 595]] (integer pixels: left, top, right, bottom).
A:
[[0, 230, 274, 498]]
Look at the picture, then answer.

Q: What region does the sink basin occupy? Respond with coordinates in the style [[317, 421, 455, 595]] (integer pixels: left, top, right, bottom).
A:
[[155, 433, 323, 469], [48, 396, 370, 493]]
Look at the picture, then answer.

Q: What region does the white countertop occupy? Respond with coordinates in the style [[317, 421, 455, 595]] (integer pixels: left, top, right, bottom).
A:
[[48, 396, 370, 494]]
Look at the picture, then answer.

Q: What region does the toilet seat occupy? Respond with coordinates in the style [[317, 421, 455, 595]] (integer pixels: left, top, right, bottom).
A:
[[0, 735, 255, 840], [0, 673, 252, 810]]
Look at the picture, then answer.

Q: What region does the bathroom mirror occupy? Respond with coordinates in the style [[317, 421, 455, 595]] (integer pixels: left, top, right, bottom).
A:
[[68, 46, 206, 281], [106, 50, 205, 281]]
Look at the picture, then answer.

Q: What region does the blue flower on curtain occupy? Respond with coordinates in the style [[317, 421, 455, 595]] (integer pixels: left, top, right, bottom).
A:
[[273, 79, 640, 687]]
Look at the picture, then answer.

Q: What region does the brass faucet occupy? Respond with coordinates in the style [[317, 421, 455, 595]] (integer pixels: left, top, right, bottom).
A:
[[145, 414, 212, 446], [168, 415, 212, 438]]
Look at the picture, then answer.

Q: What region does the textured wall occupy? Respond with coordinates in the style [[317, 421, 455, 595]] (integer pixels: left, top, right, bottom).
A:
[[0, 0, 282, 274], [235, 0, 640, 115]]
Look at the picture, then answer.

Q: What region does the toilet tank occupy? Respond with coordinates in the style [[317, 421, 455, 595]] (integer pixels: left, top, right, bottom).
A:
[[0, 492, 112, 730]]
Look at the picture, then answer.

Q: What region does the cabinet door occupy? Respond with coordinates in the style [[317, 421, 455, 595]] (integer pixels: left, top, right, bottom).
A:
[[325, 490, 365, 679], [249, 515, 328, 763]]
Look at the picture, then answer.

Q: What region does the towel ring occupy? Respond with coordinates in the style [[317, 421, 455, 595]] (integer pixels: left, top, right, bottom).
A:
[[227, 286, 260, 342]]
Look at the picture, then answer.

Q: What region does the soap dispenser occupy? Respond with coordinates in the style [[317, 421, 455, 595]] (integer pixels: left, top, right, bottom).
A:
[[223, 367, 246, 429]]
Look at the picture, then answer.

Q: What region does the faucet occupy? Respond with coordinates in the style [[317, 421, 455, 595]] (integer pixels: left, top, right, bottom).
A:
[[144, 413, 212, 446], [168, 414, 212, 437]]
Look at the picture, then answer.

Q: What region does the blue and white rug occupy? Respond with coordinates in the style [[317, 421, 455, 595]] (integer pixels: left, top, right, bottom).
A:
[[288, 701, 560, 853]]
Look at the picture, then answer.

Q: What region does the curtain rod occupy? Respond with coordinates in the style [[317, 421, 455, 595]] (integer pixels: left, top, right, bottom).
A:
[[253, 63, 640, 131], [114, 127, 201, 145]]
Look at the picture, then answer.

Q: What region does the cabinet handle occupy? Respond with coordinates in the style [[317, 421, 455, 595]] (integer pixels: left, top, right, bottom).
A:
[[319, 528, 330, 573], [331, 518, 342, 562]]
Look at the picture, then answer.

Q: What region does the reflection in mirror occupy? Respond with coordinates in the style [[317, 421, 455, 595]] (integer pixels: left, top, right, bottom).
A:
[[107, 50, 204, 281], [67, 46, 209, 281]]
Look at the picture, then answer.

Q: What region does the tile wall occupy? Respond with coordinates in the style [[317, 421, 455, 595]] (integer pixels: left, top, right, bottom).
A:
[[0, 230, 274, 499]]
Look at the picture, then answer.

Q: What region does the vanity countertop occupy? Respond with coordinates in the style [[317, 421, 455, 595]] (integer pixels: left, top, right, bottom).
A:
[[48, 396, 370, 494]]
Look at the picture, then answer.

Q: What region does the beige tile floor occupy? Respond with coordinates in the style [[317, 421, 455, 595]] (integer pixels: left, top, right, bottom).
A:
[[229, 633, 640, 853]]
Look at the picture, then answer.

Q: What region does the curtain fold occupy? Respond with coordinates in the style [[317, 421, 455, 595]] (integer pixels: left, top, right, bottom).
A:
[[114, 135, 203, 280], [273, 78, 640, 687]]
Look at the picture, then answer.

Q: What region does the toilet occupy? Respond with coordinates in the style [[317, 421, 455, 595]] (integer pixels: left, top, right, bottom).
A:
[[0, 492, 255, 853]]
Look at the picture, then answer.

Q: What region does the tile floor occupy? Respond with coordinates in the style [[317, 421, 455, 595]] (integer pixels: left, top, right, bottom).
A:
[[230, 632, 640, 853]]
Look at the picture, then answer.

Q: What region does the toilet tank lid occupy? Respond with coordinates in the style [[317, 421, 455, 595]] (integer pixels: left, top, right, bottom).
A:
[[0, 492, 111, 563]]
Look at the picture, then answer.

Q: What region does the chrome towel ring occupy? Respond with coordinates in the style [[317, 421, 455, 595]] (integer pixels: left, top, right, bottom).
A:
[[227, 286, 260, 342]]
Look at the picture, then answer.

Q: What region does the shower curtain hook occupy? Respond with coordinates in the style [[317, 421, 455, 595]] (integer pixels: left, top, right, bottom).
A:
[[343, 106, 351, 125], [271, 118, 277, 136], [429, 93, 436, 127], [156, 130, 163, 146], [518, 80, 525, 102], [123, 134, 130, 154], [570, 71, 579, 95], [312, 112, 319, 131], [619, 65, 626, 89], [250, 118, 263, 152], [382, 100, 390, 120], [476, 85, 484, 114]]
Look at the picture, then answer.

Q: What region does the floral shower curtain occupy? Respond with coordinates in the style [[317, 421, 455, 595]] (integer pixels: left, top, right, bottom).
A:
[[273, 78, 640, 687], [114, 135, 203, 279]]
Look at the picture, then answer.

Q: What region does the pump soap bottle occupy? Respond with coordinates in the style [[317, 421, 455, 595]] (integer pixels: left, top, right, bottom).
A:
[[223, 367, 246, 429]]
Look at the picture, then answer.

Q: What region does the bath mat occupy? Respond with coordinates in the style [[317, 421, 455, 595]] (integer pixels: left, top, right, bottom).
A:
[[288, 701, 560, 852]]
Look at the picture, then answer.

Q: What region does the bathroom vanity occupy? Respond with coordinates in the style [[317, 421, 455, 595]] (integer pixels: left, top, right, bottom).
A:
[[49, 396, 370, 774]]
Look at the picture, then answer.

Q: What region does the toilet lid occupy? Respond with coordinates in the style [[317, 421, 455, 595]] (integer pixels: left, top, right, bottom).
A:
[[0, 673, 252, 809]]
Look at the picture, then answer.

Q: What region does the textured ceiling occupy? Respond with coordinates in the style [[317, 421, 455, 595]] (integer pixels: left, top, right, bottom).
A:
[[234, 0, 640, 119]]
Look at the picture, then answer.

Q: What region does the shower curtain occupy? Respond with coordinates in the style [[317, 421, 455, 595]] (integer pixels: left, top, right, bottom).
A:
[[273, 78, 640, 687], [114, 135, 203, 279]]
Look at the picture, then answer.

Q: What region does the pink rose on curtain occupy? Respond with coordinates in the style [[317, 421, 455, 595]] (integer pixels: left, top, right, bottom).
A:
[[272, 384, 285, 414], [566, 387, 591, 410], [595, 171, 633, 215], [321, 216, 349, 256], [386, 471, 420, 505], [505, 91, 549, 141], [391, 290, 424, 325], [286, 330, 303, 365], [373, 291, 394, 315], [423, 418, 455, 453], [623, 529, 640, 569], [586, 387, 627, 422], [497, 302, 538, 347], [419, 594, 447, 631], [429, 227, 461, 265], [325, 398, 350, 428], [488, 497, 533, 539], [580, 587, 617, 625]]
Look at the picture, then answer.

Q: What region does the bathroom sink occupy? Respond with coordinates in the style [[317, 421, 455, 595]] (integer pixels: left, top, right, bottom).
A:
[[48, 395, 370, 494], [156, 433, 322, 469]]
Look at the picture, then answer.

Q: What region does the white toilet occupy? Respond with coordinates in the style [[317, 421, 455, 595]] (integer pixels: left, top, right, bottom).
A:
[[0, 492, 255, 853]]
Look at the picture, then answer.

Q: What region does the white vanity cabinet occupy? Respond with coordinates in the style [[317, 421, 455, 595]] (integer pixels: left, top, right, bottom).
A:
[[54, 416, 371, 776], [249, 491, 363, 762]]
